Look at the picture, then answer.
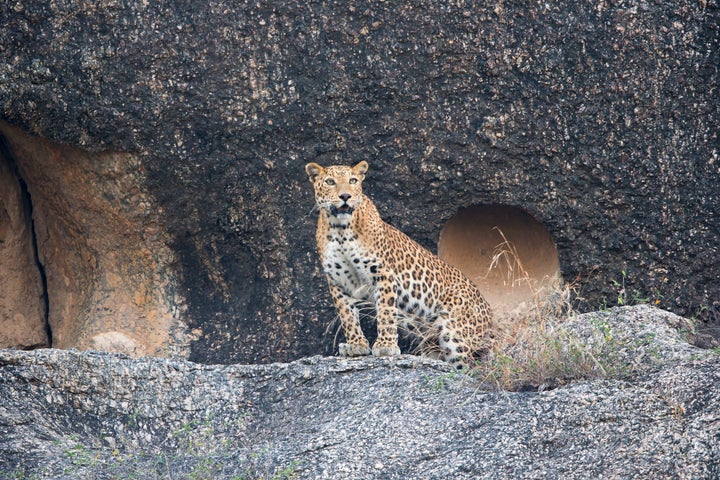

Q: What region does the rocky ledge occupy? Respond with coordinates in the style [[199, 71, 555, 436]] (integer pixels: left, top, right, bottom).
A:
[[1, 305, 718, 479]]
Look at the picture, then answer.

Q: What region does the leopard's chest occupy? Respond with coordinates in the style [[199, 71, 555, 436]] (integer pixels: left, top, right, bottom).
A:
[[322, 228, 380, 300]]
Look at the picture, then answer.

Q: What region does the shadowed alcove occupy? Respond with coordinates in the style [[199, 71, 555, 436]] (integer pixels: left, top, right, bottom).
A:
[[0, 142, 48, 349], [438, 205, 562, 318], [0, 121, 189, 356]]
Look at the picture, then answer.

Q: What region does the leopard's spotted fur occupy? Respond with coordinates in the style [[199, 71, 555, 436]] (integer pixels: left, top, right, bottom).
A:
[[306, 161, 492, 364]]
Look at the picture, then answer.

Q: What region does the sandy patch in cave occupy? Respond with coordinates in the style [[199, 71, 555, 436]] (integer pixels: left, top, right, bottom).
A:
[[438, 205, 562, 318]]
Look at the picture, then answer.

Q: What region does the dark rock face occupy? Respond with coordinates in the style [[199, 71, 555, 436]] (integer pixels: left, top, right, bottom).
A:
[[1, 306, 719, 479], [1, 1, 718, 363]]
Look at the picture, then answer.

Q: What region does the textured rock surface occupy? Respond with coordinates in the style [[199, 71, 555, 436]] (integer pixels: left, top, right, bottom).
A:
[[0, 148, 46, 349], [1, 1, 718, 362], [0, 122, 192, 356], [0, 306, 718, 479]]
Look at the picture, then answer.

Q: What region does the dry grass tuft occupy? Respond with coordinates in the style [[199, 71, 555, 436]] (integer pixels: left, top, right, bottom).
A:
[[468, 231, 606, 391]]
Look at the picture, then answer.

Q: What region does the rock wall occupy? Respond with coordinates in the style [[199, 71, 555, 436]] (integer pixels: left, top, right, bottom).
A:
[[0, 122, 190, 357], [0, 146, 47, 349], [1, 306, 719, 479], [0, 1, 718, 362]]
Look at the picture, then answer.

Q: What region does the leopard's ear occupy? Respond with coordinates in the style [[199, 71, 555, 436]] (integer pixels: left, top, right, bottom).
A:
[[305, 163, 324, 181], [353, 161, 369, 176]]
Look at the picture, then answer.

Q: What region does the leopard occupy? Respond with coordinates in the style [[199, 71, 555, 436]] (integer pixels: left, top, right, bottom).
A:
[[305, 160, 493, 365]]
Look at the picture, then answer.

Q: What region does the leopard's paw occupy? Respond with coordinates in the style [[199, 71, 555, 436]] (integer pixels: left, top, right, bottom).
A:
[[371, 343, 401, 357], [339, 342, 371, 357]]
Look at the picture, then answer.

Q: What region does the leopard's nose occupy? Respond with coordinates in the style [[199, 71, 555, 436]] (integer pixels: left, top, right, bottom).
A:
[[339, 193, 351, 202]]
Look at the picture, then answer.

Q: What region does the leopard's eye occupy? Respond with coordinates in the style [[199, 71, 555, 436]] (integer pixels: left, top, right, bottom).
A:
[[325, 178, 336, 186], [349, 178, 358, 185]]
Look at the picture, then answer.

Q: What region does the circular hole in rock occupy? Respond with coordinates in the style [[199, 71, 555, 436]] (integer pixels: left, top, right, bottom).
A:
[[438, 205, 562, 318]]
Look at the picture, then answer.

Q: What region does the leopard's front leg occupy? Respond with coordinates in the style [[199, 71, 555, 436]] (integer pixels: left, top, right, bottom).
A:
[[371, 277, 401, 356], [328, 282, 371, 357]]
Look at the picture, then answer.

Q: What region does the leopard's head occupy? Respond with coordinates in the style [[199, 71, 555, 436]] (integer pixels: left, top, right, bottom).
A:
[[305, 161, 368, 218]]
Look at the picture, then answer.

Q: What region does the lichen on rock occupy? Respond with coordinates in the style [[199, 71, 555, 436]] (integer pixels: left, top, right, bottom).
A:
[[1, 305, 719, 479]]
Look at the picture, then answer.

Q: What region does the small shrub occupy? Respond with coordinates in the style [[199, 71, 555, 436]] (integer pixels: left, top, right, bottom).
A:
[[467, 234, 643, 391]]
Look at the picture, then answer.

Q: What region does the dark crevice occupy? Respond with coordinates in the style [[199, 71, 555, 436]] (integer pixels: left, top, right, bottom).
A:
[[19, 176, 51, 348], [0, 135, 52, 347]]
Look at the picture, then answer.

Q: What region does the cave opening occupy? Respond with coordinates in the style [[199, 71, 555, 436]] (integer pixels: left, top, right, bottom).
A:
[[0, 121, 188, 357], [0, 134, 51, 349], [438, 205, 562, 318]]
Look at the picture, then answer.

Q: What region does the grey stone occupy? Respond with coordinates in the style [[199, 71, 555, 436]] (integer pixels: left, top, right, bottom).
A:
[[1, 305, 718, 479]]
